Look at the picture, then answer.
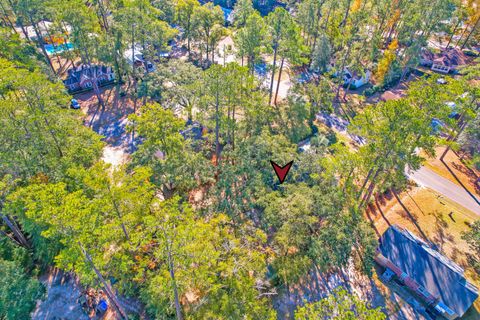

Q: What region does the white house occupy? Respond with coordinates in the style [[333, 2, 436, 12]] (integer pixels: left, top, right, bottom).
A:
[[343, 68, 371, 89], [15, 21, 72, 41], [124, 46, 155, 72]]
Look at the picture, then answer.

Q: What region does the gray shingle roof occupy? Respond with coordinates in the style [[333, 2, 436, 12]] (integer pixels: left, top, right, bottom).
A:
[[379, 225, 478, 317]]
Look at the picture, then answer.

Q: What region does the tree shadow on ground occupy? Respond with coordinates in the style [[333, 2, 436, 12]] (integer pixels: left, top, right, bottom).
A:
[[392, 190, 431, 244], [440, 157, 480, 206]]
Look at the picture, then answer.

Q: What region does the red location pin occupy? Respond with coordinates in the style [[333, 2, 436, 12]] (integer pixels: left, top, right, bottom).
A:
[[270, 160, 293, 184]]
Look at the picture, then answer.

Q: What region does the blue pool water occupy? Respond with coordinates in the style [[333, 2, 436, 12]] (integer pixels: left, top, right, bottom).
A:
[[44, 43, 74, 55]]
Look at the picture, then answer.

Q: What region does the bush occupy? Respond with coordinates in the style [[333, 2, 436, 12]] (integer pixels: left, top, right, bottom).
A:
[[364, 86, 382, 97], [364, 88, 374, 97]]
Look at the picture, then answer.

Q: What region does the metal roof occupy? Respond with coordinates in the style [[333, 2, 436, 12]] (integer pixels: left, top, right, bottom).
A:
[[379, 225, 478, 317]]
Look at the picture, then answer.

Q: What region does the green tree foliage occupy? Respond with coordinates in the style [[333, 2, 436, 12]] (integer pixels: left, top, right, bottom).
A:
[[1, 1, 478, 319], [462, 220, 480, 273], [199, 63, 266, 163], [0, 28, 40, 67], [234, 11, 267, 72], [310, 34, 331, 73], [232, 0, 255, 27], [295, 288, 386, 319], [142, 59, 202, 120], [277, 94, 312, 143], [296, 0, 323, 50], [0, 58, 103, 181], [350, 97, 438, 206], [0, 258, 44, 320], [129, 103, 212, 198], [9, 175, 273, 319], [175, 0, 200, 54], [192, 3, 224, 63], [213, 128, 297, 218], [459, 113, 480, 169], [266, 7, 308, 104], [139, 197, 274, 319]]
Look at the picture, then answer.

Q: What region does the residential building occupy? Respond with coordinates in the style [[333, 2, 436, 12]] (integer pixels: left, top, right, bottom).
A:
[[343, 68, 371, 89], [63, 64, 115, 93], [420, 48, 470, 74], [124, 46, 156, 72], [375, 225, 478, 319]]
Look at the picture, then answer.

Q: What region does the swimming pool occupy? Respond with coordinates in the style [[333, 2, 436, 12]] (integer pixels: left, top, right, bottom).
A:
[[44, 43, 74, 55]]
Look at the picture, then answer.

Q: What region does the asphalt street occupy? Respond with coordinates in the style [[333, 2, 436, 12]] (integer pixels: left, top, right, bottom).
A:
[[407, 166, 480, 216]]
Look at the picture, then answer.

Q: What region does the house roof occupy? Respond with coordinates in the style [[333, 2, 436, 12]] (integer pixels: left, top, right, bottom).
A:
[[63, 65, 112, 85], [124, 46, 145, 64], [421, 48, 470, 67], [379, 225, 478, 317]]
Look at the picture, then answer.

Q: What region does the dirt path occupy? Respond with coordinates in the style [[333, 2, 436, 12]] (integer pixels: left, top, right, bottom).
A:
[[75, 85, 135, 167]]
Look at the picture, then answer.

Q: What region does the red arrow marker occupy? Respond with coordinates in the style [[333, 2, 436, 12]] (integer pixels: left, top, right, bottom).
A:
[[270, 160, 293, 184]]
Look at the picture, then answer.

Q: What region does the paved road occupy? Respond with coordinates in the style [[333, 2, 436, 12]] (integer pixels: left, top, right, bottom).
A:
[[407, 166, 480, 216]]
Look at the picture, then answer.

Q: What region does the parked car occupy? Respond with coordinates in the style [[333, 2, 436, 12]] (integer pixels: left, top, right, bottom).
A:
[[436, 78, 447, 84], [445, 101, 459, 118], [430, 118, 444, 134], [70, 98, 80, 109]]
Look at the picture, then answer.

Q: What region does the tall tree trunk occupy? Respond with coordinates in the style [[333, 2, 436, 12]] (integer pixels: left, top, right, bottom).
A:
[[274, 56, 285, 105], [455, 23, 469, 47], [187, 20, 191, 56], [440, 102, 479, 160], [0, 2, 16, 33], [339, 0, 352, 28], [343, 78, 353, 100], [43, 116, 64, 157], [165, 238, 183, 320], [5, 0, 30, 41], [107, 186, 129, 241], [358, 166, 375, 200], [323, 4, 333, 30], [79, 242, 128, 320], [223, 44, 226, 66], [42, 21, 62, 74], [385, 21, 398, 43], [113, 31, 123, 83], [232, 103, 236, 151], [29, 15, 55, 73], [212, 43, 215, 64], [83, 46, 106, 110], [23, 91, 64, 157], [97, 0, 110, 33], [269, 44, 278, 104], [335, 40, 353, 101], [461, 16, 480, 49], [215, 80, 220, 165], [445, 19, 461, 49], [359, 169, 381, 209], [1, 214, 30, 248], [205, 34, 209, 62], [131, 25, 137, 147]]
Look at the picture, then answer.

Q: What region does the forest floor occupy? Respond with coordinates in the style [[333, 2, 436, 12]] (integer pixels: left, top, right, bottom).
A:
[[32, 268, 117, 320], [274, 254, 426, 320], [74, 84, 135, 166]]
